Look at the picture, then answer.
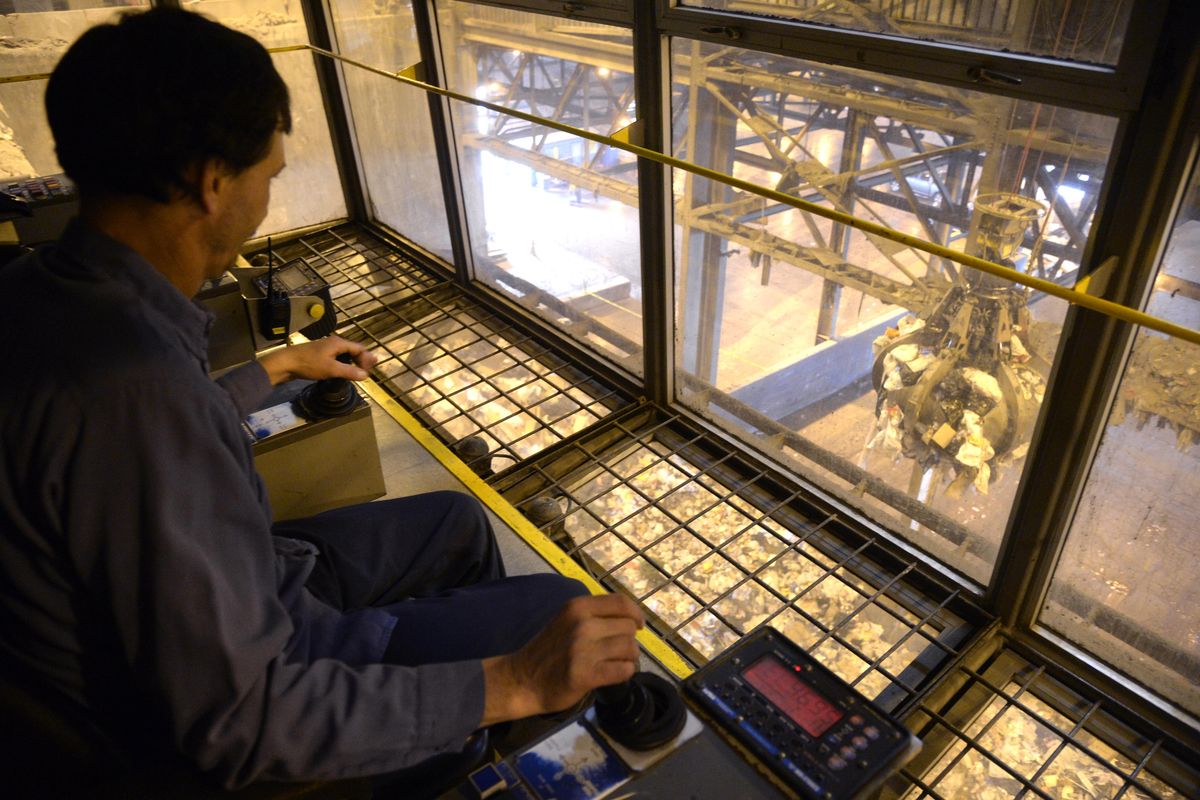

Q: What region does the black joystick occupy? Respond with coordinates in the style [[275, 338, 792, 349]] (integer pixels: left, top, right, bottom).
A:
[[593, 672, 687, 751], [294, 352, 360, 419]]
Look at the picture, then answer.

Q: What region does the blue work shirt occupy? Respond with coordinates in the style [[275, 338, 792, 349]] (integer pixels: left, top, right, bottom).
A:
[[0, 220, 485, 787]]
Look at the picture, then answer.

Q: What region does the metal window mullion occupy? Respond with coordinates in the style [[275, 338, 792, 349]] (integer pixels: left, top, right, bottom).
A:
[[634, 0, 674, 404], [988, 5, 1200, 646], [657, 2, 1162, 115], [414, 0, 476, 285], [449, 0, 633, 26]]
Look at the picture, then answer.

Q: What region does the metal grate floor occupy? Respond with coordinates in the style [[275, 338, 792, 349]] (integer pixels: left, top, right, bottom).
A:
[[894, 644, 1198, 799], [492, 404, 985, 714], [270, 224, 445, 317], [261, 225, 631, 472]]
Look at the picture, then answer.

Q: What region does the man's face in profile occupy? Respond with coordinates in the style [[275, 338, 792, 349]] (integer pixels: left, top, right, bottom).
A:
[[207, 130, 286, 278]]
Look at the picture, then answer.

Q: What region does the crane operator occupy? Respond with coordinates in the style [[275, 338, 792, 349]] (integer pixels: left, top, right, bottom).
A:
[[0, 7, 643, 793]]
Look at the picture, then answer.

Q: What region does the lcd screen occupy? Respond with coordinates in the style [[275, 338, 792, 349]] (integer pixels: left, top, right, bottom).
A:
[[278, 264, 309, 291], [742, 655, 843, 737]]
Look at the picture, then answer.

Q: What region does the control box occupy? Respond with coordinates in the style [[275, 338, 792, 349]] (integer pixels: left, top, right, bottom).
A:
[[684, 627, 919, 799], [228, 257, 336, 351], [1, 174, 79, 245]]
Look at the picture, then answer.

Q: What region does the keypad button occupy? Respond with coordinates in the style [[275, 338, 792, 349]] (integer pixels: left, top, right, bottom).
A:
[[839, 746, 856, 760], [863, 725, 881, 740], [852, 735, 869, 750], [827, 756, 846, 771], [849, 714, 865, 726]]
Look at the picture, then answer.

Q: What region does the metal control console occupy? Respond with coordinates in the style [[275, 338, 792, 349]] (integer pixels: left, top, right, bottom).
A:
[[684, 627, 919, 799], [1, 173, 79, 245]]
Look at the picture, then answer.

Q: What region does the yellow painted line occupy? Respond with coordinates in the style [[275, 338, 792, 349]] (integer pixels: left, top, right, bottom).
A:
[[282, 44, 1200, 348], [358, 378, 694, 679]]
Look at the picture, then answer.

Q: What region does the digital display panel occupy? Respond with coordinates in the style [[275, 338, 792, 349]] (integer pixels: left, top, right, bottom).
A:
[[742, 655, 843, 737], [277, 265, 309, 291]]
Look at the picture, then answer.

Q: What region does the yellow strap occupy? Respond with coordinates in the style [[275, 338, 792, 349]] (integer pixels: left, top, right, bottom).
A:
[[395, 62, 424, 81], [357, 379, 694, 679], [283, 44, 1200, 348]]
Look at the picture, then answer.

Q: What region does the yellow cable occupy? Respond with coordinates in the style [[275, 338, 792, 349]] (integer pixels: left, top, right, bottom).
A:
[[357, 378, 694, 679], [289, 44, 1200, 348]]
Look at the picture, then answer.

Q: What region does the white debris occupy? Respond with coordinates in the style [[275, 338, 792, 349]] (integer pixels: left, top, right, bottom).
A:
[[962, 368, 1003, 404], [973, 463, 991, 495], [867, 405, 904, 453], [897, 315, 925, 336], [906, 354, 933, 373], [954, 434, 994, 468], [1010, 334, 1030, 362]]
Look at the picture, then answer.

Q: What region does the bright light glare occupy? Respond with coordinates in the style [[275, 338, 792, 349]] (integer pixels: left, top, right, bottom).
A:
[[1057, 184, 1086, 205]]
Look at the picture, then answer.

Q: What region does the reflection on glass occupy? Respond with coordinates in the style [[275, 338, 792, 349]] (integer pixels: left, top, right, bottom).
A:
[[671, 38, 1117, 582], [1041, 152, 1200, 717], [682, 0, 1133, 66], [436, 1, 644, 374], [1, 0, 149, 180], [327, 0, 453, 264], [188, 0, 345, 236]]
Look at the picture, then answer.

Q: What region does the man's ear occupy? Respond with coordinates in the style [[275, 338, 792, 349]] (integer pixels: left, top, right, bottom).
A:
[[194, 157, 230, 215]]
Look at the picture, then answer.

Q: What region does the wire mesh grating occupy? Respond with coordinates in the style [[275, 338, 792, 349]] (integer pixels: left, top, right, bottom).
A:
[[492, 404, 983, 714], [268, 224, 445, 318], [261, 225, 632, 471], [893, 644, 1199, 799]]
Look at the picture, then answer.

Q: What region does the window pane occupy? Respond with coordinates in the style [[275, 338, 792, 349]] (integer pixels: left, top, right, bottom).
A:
[[1041, 150, 1200, 717], [327, 0, 454, 264], [671, 38, 1117, 582], [192, 0, 347, 236], [681, 0, 1133, 66], [436, 2, 644, 375], [1, 0, 149, 180]]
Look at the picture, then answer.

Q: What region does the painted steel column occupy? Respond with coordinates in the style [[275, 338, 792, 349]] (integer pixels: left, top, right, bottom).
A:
[[679, 54, 737, 385], [987, 1, 1194, 672], [816, 108, 866, 343]]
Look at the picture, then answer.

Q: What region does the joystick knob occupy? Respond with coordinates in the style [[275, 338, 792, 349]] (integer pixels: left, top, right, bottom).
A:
[[294, 352, 360, 419], [593, 672, 686, 751]]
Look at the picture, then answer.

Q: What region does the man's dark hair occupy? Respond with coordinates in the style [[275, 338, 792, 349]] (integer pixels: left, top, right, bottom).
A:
[[46, 8, 292, 203]]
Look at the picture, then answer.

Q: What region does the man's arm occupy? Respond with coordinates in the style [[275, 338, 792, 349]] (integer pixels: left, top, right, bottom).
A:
[[215, 334, 378, 417], [256, 334, 378, 386], [67, 371, 481, 787]]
